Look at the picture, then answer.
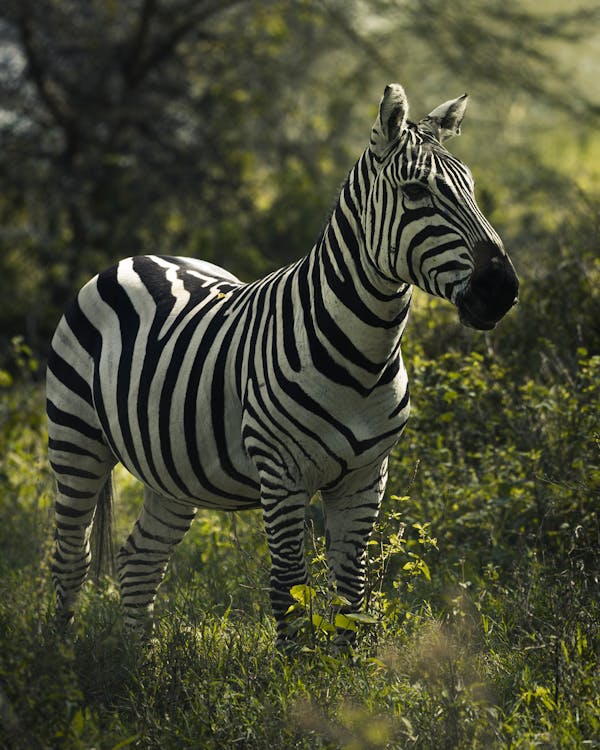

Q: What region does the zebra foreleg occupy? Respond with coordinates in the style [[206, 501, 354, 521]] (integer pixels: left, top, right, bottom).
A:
[[261, 488, 309, 648], [323, 466, 386, 646], [117, 487, 196, 635]]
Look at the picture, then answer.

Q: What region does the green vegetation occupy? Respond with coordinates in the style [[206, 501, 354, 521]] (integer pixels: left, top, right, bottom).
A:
[[1, 1, 599, 748], [1, 264, 598, 748]]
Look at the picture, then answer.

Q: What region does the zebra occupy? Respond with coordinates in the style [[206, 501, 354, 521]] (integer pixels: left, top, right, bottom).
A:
[[47, 83, 519, 647]]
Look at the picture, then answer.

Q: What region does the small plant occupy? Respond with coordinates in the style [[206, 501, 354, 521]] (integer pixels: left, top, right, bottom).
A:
[[282, 498, 439, 653], [282, 582, 379, 650], [365, 493, 439, 634]]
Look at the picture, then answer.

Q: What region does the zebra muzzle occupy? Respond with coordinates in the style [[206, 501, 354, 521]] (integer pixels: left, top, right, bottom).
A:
[[457, 242, 519, 330]]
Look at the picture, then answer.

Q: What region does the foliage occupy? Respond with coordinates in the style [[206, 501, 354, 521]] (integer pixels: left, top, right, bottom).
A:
[[1, 279, 599, 747], [0, 0, 347, 356]]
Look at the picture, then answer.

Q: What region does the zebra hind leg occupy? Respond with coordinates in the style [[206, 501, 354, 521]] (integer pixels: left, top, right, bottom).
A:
[[117, 487, 197, 635], [50, 455, 115, 628]]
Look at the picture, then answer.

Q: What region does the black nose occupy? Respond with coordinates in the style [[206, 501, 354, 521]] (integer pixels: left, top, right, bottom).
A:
[[458, 241, 519, 330]]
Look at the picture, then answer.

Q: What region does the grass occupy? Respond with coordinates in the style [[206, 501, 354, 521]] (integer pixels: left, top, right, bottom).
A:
[[1, 537, 597, 749], [0, 331, 599, 749]]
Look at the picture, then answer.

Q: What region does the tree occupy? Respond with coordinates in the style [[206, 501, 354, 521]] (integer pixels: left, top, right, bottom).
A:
[[0, 0, 347, 352], [0, 0, 598, 360]]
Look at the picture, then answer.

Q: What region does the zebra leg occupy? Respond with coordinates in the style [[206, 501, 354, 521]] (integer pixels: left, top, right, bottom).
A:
[[261, 488, 309, 648], [117, 487, 196, 633], [50, 453, 114, 626], [47, 341, 119, 625], [322, 461, 387, 646]]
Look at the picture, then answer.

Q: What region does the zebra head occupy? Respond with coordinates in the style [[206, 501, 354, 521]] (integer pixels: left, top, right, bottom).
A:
[[368, 84, 519, 330]]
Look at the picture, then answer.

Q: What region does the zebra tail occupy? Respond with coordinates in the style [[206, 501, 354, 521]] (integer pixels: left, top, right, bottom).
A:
[[90, 476, 116, 584]]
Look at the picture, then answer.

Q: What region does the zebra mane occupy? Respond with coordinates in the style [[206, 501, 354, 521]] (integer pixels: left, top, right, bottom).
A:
[[323, 176, 349, 229], [406, 121, 452, 153]]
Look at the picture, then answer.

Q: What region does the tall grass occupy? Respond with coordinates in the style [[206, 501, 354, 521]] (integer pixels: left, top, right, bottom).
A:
[[1, 272, 599, 748]]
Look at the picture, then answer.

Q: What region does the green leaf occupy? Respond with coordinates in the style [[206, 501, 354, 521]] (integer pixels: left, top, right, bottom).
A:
[[289, 584, 317, 606], [0, 370, 13, 388], [111, 736, 140, 750], [420, 560, 431, 581], [367, 657, 387, 670], [70, 708, 85, 737], [342, 612, 379, 625], [330, 593, 352, 607], [311, 614, 336, 634], [334, 614, 357, 631]]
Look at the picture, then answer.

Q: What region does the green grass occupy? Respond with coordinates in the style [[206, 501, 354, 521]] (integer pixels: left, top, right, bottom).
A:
[[0, 332, 598, 749]]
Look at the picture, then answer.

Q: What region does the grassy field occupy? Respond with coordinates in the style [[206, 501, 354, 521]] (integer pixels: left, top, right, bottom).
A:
[[0, 309, 599, 748]]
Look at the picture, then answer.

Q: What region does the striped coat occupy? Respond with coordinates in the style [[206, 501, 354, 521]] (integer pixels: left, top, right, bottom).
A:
[[48, 84, 518, 645]]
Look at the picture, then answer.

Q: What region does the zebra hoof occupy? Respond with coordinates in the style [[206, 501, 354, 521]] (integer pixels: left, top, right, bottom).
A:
[[332, 629, 357, 657], [123, 616, 155, 648], [52, 608, 75, 636], [275, 634, 301, 656]]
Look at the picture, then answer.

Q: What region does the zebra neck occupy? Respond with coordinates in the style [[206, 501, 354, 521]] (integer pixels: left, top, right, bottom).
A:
[[292, 154, 412, 389]]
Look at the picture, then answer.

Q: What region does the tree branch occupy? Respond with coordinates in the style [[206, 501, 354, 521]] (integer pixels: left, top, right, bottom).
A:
[[16, 8, 69, 130], [123, 0, 245, 90]]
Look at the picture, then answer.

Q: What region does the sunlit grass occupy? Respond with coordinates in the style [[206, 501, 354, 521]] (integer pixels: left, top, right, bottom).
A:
[[1, 311, 599, 749]]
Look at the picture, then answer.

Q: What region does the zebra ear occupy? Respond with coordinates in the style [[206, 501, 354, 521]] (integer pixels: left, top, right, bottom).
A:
[[419, 94, 468, 143], [370, 83, 409, 158]]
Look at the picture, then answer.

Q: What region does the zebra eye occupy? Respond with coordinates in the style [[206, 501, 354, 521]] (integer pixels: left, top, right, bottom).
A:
[[402, 182, 429, 202]]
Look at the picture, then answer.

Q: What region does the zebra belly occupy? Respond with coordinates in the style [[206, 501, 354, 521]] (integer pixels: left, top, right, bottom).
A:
[[96, 353, 261, 509]]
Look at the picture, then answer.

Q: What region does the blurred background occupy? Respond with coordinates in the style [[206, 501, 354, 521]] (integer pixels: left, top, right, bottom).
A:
[[0, 0, 599, 365]]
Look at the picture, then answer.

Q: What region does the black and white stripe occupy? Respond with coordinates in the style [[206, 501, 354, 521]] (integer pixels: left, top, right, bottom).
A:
[[47, 84, 518, 642]]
